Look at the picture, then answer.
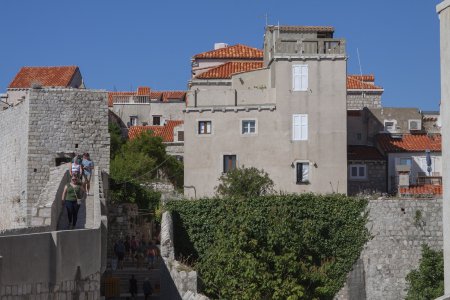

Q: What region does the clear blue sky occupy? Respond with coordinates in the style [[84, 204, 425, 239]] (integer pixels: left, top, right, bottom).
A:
[[0, 0, 443, 110]]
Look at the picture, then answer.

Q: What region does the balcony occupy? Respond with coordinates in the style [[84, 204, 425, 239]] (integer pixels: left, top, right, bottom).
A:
[[270, 38, 346, 57], [112, 95, 151, 104]]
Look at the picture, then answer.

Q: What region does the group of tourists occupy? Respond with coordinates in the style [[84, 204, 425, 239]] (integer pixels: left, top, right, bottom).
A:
[[61, 153, 94, 229], [114, 235, 160, 270]]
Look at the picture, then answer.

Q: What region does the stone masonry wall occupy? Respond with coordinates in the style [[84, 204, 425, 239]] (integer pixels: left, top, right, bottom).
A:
[[348, 161, 387, 196], [347, 93, 382, 110], [0, 99, 29, 227], [336, 198, 443, 300], [27, 88, 110, 221], [160, 211, 209, 300]]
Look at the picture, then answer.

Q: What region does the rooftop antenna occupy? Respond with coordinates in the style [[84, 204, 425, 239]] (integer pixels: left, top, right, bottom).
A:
[[357, 48, 366, 98], [265, 13, 268, 27]]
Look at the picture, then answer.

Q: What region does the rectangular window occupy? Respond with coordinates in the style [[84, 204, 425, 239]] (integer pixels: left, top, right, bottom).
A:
[[349, 164, 367, 180], [153, 116, 161, 126], [399, 158, 412, 166], [198, 121, 212, 134], [130, 116, 138, 126], [292, 65, 308, 91], [223, 155, 237, 173], [292, 114, 308, 141], [296, 162, 310, 184], [178, 131, 184, 142], [242, 120, 256, 134], [384, 120, 396, 132]]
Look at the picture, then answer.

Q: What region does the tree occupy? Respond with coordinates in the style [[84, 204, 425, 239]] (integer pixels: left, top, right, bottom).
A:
[[406, 244, 444, 300], [215, 166, 274, 198]]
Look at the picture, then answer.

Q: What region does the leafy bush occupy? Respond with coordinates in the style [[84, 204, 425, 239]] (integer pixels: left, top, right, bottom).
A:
[[215, 166, 274, 198], [406, 244, 444, 300], [166, 194, 370, 299]]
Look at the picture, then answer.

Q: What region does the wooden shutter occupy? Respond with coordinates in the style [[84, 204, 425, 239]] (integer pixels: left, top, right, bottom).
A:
[[300, 65, 308, 91], [300, 114, 308, 140]]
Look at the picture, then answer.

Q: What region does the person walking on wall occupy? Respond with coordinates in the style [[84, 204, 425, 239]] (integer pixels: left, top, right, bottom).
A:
[[62, 175, 85, 229], [143, 277, 153, 300], [129, 274, 138, 299], [82, 152, 94, 195], [70, 154, 83, 180]]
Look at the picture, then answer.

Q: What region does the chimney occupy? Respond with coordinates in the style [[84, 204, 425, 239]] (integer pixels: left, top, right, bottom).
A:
[[214, 43, 229, 50]]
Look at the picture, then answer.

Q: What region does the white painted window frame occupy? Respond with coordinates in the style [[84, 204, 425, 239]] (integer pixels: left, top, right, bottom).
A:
[[241, 119, 257, 135], [292, 64, 309, 92], [349, 164, 367, 180], [292, 114, 308, 141]]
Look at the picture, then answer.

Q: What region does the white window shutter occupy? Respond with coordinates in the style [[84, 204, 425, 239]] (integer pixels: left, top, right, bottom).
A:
[[206, 122, 211, 133], [301, 65, 308, 91], [293, 114, 301, 140], [300, 114, 308, 140], [292, 65, 301, 91]]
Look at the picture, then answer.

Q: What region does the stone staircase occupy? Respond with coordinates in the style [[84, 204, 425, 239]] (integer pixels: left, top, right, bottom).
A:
[[105, 257, 161, 299]]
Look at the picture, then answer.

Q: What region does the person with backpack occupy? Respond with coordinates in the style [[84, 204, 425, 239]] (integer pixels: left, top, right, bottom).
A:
[[82, 152, 94, 195], [70, 154, 83, 180], [62, 175, 85, 229]]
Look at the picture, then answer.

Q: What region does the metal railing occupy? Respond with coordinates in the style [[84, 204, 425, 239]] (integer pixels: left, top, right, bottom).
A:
[[112, 95, 151, 104]]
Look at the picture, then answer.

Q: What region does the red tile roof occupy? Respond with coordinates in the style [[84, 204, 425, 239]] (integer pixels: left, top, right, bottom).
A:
[[195, 61, 264, 79], [377, 134, 442, 153], [399, 184, 442, 196], [347, 75, 383, 90], [348, 145, 384, 161], [108, 88, 186, 107], [9, 66, 79, 88], [128, 120, 183, 142], [193, 44, 263, 59]]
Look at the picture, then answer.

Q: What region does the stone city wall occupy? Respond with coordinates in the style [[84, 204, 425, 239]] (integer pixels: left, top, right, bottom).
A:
[[0, 169, 108, 299], [27, 89, 110, 221], [347, 93, 382, 110], [160, 211, 209, 300], [336, 198, 443, 300], [0, 99, 29, 228]]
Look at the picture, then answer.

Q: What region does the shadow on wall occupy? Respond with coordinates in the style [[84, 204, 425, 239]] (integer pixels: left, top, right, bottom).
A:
[[172, 211, 199, 262], [160, 260, 183, 300]]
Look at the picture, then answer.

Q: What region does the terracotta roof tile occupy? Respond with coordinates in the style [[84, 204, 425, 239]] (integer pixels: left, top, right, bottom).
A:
[[128, 120, 183, 142], [196, 61, 264, 79], [348, 145, 384, 161], [194, 44, 263, 59], [347, 75, 383, 90], [9, 66, 79, 89], [377, 134, 441, 153], [137, 86, 151, 95], [399, 184, 442, 196]]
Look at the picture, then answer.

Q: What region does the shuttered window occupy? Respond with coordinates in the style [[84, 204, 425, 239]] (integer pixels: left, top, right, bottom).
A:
[[292, 65, 308, 91], [292, 114, 308, 141], [178, 131, 184, 142], [198, 121, 211, 134]]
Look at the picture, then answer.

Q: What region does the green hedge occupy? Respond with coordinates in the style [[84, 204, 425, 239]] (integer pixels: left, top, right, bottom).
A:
[[166, 193, 370, 300]]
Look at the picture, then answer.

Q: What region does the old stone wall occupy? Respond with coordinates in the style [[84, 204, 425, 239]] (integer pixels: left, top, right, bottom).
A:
[[347, 92, 382, 110], [0, 98, 29, 227], [160, 211, 209, 300], [336, 198, 443, 300], [27, 88, 110, 221], [348, 161, 387, 196]]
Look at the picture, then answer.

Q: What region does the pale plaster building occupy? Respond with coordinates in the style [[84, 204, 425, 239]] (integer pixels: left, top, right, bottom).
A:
[[184, 25, 348, 198]]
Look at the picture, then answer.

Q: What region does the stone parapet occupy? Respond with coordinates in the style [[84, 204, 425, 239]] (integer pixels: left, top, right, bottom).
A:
[[160, 211, 209, 300]]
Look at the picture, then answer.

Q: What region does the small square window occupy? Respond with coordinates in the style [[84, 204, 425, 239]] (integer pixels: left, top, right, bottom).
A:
[[223, 155, 237, 173], [242, 120, 256, 134], [153, 116, 161, 126], [198, 121, 211, 134], [130, 116, 138, 126], [296, 162, 310, 184], [349, 164, 367, 180], [384, 120, 396, 132]]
